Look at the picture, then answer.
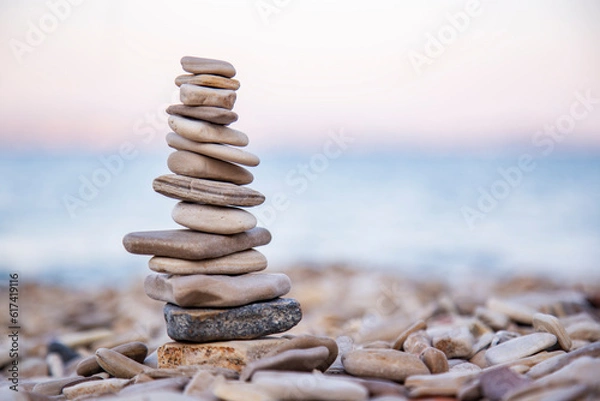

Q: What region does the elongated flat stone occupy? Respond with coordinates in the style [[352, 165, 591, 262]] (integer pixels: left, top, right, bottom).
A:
[[123, 227, 271, 260], [252, 371, 369, 401], [180, 84, 236, 109], [266, 335, 338, 373], [392, 320, 426, 350], [167, 150, 253, 185], [76, 341, 148, 377], [153, 174, 265, 206], [240, 346, 330, 381], [181, 56, 236, 77], [158, 338, 289, 372], [342, 349, 429, 383], [95, 348, 149, 379], [172, 202, 257, 234], [166, 132, 260, 167], [149, 250, 267, 275], [167, 104, 238, 125], [532, 313, 572, 351], [175, 74, 241, 90], [164, 298, 302, 342], [527, 341, 600, 379], [145, 273, 291, 307], [485, 332, 557, 365], [168, 115, 248, 146]]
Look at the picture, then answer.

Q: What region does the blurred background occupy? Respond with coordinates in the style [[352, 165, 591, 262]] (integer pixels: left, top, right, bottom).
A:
[[0, 0, 599, 284]]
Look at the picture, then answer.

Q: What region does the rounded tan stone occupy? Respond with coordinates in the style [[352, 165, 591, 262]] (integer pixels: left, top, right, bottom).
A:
[[167, 104, 238, 125], [181, 56, 236, 77], [532, 312, 572, 351], [76, 341, 148, 377], [62, 378, 129, 399], [95, 348, 149, 379], [153, 174, 265, 207], [175, 74, 241, 90], [172, 202, 257, 234], [403, 330, 431, 355], [166, 132, 259, 167], [342, 349, 430, 383], [267, 335, 338, 372], [420, 347, 449, 374], [180, 84, 237, 109], [392, 320, 426, 350], [167, 151, 253, 185], [149, 250, 267, 275], [144, 273, 291, 308], [168, 115, 248, 146]]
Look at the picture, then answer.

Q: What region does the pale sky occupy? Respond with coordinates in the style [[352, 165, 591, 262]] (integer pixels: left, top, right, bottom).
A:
[[1, 0, 599, 152]]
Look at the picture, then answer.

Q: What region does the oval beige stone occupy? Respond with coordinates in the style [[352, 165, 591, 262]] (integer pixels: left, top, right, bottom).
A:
[[532, 313, 572, 351], [144, 273, 291, 308], [175, 74, 241, 90], [342, 349, 429, 383], [172, 202, 257, 234], [485, 332, 557, 365], [168, 115, 248, 146], [180, 84, 236, 109], [420, 347, 449, 374], [181, 56, 236, 77], [149, 250, 267, 275], [267, 335, 339, 372], [240, 346, 330, 381], [166, 132, 260, 167], [95, 348, 149, 378], [168, 151, 253, 185], [62, 378, 129, 399], [76, 341, 148, 376]]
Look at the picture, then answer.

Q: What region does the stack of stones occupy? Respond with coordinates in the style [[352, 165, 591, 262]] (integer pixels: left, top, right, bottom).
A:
[[123, 56, 302, 344]]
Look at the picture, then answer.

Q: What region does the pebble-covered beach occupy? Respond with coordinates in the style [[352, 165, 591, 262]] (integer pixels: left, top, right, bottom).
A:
[[1, 265, 599, 400]]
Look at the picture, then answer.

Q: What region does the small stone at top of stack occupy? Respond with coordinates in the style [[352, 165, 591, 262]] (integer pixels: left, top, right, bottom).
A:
[[123, 56, 302, 343]]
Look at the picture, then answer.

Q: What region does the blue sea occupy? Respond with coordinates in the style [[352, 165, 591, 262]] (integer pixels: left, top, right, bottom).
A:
[[1, 148, 599, 285]]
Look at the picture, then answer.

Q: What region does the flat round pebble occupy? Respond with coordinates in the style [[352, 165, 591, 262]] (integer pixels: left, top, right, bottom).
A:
[[175, 74, 240, 90], [166, 132, 260, 167], [485, 332, 557, 365], [181, 56, 236, 77], [149, 250, 267, 275], [167, 104, 238, 125], [342, 349, 429, 383], [180, 84, 236, 109], [167, 150, 253, 185], [171, 202, 257, 234], [168, 115, 248, 146]]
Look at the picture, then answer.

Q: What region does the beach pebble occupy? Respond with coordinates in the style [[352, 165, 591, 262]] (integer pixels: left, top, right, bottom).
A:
[[62, 378, 129, 399], [565, 319, 600, 341], [144, 273, 291, 308], [404, 370, 478, 397], [252, 370, 369, 401], [118, 377, 189, 396], [342, 349, 429, 383], [168, 115, 248, 146], [392, 320, 426, 350], [479, 366, 531, 401], [485, 332, 557, 365], [158, 338, 289, 372], [163, 298, 302, 343], [153, 174, 265, 206], [532, 313, 572, 350], [47, 341, 79, 364], [171, 202, 257, 234], [214, 378, 275, 401], [167, 150, 253, 185], [76, 342, 147, 377], [403, 331, 431, 355], [32, 376, 101, 396], [175, 73, 240, 90], [167, 104, 238, 125], [95, 348, 149, 378], [241, 346, 330, 381], [180, 56, 236, 77], [419, 346, 449, 373], [149, 250, 267, 275], [180, 84, 236, 109], [431, 326, 474, 359], [166, 132, 260, 167], [266, 334, 338, 372], [123, 227, 271, 260], [527, 341, 600, 379]]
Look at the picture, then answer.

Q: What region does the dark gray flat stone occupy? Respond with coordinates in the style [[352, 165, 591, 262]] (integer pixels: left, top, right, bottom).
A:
[[164, 298, 302, 343]]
